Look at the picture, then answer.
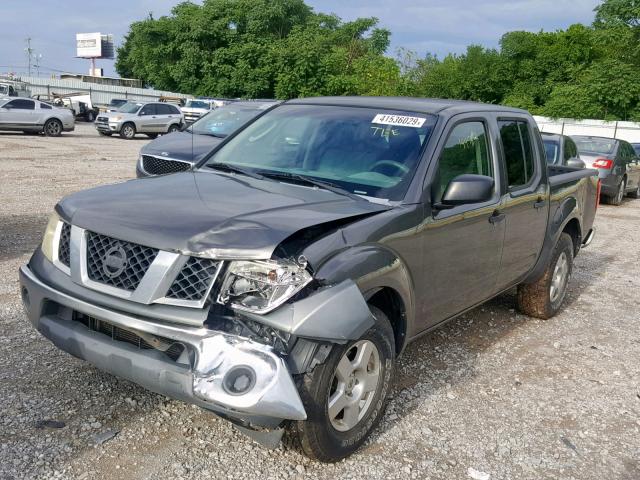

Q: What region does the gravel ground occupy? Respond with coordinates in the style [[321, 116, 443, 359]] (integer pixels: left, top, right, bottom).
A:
[[1, 124, 639, 480]]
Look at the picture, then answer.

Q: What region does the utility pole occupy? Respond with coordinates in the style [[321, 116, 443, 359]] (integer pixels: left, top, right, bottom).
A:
[[25, 37, 33, 76]]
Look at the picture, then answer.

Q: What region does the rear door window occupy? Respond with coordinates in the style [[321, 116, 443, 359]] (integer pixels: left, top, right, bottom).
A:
[[499, 120, 535, 189], [564, 137, 578, 162]]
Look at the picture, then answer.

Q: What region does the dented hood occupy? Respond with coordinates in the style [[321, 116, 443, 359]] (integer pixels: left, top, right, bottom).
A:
[[57, 171, 389, 259]]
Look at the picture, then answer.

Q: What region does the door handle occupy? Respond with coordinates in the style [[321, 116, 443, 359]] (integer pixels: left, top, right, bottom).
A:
[[488, 210, 505, 224], [534, 198, 546, 209]]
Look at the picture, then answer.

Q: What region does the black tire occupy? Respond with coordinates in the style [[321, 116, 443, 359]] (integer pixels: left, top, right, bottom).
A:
[[85, 111, 96, 122], [517, 233, 574, 319], [43, 118, 63, 137], [119, 122, 136, 139], [145, 133, 159, 139], [628, 182, 640, 199], [290, 306, 395, 462], [608, 178, 625, 206], [97, 131, 112, 137], [167, 123, 180, 134]]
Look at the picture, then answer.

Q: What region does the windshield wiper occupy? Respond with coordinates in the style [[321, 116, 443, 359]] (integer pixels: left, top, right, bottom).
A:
[[258, 171, 365, 201], [206, 162, 264, 180], [200, 132, 226, 138]]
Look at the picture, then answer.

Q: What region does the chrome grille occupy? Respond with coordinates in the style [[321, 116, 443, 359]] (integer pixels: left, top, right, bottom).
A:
[[58, 222, 71, 267], [86, 231, 158, 291], [142, 155, 191, 176], [166, 256, 220, 301], [97, 116, 108, 122], [73, 313, 186, 362]]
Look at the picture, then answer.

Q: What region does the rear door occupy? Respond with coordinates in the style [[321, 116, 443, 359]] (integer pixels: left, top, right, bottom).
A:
[[0, 99, 37, 128], [418, 116, 505, 328], [496, 117, 548, 290], [157, 103, 180, 131]]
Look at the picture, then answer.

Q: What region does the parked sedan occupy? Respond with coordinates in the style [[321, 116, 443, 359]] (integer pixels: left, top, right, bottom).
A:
[[0, 97, 74, 136], [541, 132, 585, 168], [137, 100, 279, 177], [95, 101, 184, 139], [572, 135, 640, 204]]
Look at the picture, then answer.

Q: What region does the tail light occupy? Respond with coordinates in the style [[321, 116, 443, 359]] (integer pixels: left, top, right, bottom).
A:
[[593, 158, 613, 169]]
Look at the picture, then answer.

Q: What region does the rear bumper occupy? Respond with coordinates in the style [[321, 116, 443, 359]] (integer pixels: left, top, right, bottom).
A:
[[18, 264, 306, 425]]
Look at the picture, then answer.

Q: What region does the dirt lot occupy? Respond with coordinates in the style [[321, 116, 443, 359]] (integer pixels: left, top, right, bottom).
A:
[[1, 123, 639, 480]]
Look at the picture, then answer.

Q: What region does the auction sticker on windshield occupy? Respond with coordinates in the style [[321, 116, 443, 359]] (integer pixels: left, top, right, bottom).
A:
[[372, 114, 426, 128]]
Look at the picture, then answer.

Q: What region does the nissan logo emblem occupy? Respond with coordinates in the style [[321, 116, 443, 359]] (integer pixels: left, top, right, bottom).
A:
[[102, 246, 127, 278]]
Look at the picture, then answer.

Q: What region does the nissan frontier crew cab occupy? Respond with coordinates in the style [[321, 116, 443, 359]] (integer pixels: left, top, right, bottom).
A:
[[20, 97, 599, 462]]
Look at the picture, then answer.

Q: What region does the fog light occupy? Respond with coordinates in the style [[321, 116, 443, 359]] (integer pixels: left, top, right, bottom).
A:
[[21, 287, 30, 309], [222, 366, 256, 396]]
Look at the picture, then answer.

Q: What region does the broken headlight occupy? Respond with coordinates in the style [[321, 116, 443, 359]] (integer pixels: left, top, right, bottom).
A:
[[218, 259, 312, 314]]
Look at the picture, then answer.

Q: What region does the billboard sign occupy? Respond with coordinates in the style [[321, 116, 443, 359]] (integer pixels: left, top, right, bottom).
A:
[[76, 32, 102, 58]]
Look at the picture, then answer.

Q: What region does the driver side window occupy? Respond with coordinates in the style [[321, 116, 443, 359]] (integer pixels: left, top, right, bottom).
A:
[[433, 121, 493, 202], [139, 104, 156, 116]]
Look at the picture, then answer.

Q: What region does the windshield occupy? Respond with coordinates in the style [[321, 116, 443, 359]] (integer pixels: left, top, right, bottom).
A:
[[190, 104, 269, 137], [543, 138, 559, 164], [186, 100, 211, 109], [203, 104, 437, 201], [117, 102, 142, 114], [573, 136, 617, 156]]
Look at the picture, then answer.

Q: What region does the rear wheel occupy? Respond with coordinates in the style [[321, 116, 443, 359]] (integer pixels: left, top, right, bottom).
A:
[[43, 118, 62, 137], [517, 233, 573, 319], [85, 111, 96, 122], [290, 306, 395, 462], [609, 179, 625, 206], [119, 122, 136, 139]]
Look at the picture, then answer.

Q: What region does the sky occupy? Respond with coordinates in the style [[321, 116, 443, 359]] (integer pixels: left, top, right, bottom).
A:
[[0, 0, 601, 78]]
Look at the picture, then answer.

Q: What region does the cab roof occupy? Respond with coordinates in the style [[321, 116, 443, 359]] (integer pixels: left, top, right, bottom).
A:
[[285, 96, 529, 116]]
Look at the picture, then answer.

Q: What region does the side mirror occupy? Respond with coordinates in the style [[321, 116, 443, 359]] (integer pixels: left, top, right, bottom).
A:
[[433, 174, 494, 210], [566, 158, 586, 169]]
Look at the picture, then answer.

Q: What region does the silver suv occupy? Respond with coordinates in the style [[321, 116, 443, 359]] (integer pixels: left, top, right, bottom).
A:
[[95, 101, 184, 139], [0, 97, 75, 136]]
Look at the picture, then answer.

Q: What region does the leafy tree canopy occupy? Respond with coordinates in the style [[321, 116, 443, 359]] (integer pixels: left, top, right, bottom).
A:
[[117, 0, 640, 120]]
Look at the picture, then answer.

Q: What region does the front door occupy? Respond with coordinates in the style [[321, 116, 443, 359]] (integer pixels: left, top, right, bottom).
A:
[[0, 99, 36, 128], [417, 117, 505, 330]]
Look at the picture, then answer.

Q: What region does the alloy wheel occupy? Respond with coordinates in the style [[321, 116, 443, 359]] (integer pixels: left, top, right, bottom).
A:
[[328, 339, 381, 432], [549, 251, 569, 303]]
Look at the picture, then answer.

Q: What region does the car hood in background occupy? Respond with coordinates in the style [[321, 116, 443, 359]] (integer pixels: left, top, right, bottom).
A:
[[140, 132, 223, 163], [57, 171, 389, 259], [97, 111, 136, 121]]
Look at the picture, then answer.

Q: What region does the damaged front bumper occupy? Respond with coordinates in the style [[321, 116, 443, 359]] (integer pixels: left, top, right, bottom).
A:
[[18, 264, 306, 425]]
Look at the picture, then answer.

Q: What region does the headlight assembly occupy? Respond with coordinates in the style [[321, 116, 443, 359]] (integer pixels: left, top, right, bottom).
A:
[[218, 259, 312, 314], [41, 212, 61, 263]]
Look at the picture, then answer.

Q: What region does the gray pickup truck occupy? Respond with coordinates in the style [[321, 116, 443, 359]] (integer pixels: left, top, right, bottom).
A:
[[20, 97, 598, 461]]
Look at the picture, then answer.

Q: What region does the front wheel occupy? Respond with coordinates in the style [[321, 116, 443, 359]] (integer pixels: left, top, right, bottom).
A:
[[167, 124, 180, 134], [119, 122, 136, 139], [628, 182, 640, 199], [517, 233, 573, 319], [43, 118, 62, 137], [290, 306, 395, 462]]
